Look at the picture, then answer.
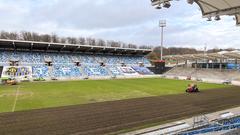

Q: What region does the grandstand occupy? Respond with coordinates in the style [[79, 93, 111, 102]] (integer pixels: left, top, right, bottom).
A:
[[0, 39, 154, 81], [180, 116, 240, 135], [163, 51, 240, 85]]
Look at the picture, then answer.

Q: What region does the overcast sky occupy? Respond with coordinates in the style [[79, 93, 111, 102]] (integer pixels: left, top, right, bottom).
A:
[[0, 0, 239, 49]]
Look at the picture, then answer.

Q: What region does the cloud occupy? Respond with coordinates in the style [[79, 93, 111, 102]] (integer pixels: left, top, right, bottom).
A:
[[0, 0, 239, 49]]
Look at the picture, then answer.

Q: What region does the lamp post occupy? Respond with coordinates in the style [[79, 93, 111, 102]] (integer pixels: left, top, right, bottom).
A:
[[159, 20, 166, 61]]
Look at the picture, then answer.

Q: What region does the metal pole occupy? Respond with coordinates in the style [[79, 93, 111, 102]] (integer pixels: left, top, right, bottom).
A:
[[161, 26, 164, 60], [159, 20, 166, 61]]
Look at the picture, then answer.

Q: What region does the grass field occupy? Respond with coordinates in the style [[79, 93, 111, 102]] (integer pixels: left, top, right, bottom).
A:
[[0, 78, 229, 113]]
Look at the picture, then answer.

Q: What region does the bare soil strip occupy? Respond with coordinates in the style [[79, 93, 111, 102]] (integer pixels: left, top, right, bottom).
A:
[[0, 87, 240, 135]]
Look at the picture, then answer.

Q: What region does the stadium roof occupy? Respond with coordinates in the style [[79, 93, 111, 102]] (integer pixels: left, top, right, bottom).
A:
[[236, 14, 240, 25], [163, 51, 240, 61], [194, 0, 240, 25], [0, 39, 152, 55], [151, 0, 240, 26], [195, 0, 240, 15]]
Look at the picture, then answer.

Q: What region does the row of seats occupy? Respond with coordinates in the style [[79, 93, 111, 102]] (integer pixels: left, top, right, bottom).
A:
[[0, 51, 153, 79], [0, 52, 44, 64], [0, 51, 150, 66], [51, 65, 82, 78], [32, 65, 49, 78], [83, 65, 109, 76], [181, 117, 240, 135], [107, 66, 123, 76], [132, 66, 154, 75], [30, 65, 153, 78]]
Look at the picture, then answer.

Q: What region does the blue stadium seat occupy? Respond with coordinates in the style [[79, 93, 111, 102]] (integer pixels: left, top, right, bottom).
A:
[[181, 117, 240, 135], [131, 66, 153, 75], [0, 51, 153, 79], [83, 65, 109, 76], [32, 65, 49, 78]]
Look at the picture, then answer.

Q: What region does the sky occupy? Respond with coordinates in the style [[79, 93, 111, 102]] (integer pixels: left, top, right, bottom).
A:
[[0, 0, 239, 49]]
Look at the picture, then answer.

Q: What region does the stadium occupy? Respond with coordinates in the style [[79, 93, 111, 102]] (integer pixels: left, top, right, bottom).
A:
[[1, 0, 240, 135]]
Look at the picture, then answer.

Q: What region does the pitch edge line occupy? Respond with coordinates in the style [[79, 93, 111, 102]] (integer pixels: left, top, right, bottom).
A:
[[12, 86, 20, 112]]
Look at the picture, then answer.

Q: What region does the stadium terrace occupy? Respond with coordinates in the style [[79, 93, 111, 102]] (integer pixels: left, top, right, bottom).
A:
[[0, 39, 155, 81]]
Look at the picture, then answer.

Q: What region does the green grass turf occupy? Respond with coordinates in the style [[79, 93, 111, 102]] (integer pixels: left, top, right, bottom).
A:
[[0, 78, 230, 113]]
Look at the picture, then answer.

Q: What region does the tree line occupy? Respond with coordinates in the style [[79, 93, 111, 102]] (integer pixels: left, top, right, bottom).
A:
[[148, 46, 236, 60], [0, 31, 152, 49], [1, 31, 234, 60]]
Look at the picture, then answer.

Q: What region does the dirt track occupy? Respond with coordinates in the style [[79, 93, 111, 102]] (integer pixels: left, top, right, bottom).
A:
[[1, 87, 240, 135]]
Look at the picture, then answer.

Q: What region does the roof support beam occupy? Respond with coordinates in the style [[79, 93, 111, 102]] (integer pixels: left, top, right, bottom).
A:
[[46, 44, 50, 51], [72, 46, 80, 53], [59, 45, 66, 52], [12, 42, 16, 50], [0, 39, 151, 55], [85, 47, 93, 52], [198, 0, 219, 11], [203, 7, 240, 17], [30, 42, 33, 51], [223, 53, 240, 59], [236, 14, 240, 25]]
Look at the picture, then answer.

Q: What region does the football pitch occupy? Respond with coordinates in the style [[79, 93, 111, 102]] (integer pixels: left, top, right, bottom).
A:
[[0, 78, 229, 113]]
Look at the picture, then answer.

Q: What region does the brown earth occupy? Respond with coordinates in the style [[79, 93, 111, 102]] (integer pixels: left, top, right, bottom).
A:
[[0, 87, 240, 135]]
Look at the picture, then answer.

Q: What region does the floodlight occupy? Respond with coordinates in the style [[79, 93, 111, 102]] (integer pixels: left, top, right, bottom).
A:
[[214, 15, 221, 21], [159, 20, 167, 27], [159, 20, 166, 61], [163, 1, 171, 8], [155, 5, 162, 9], [187, 0, 194, 4], [207, 17, 212, 21]]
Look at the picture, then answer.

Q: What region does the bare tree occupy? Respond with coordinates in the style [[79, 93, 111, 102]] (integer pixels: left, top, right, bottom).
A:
[[0, 30, 157, 50], [86, 38, 96, 45], [0, 31, 8, 39], [139, 45, 148, 49], [67, 37, 77, 44], [51, 34, 60, 43], [60, 37, 67, 44], [40, 34, 52, 42], [20, 31, 33, 41], [8, 32, 19, 40], [128, 44, 137, 49], [108, 41, 121, 48], [32, 32, 41, 41], [78, 37, 85, 45], [97, 39, 106, 46]]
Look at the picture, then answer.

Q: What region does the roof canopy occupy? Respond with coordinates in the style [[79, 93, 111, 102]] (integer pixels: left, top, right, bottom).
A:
[[194, 0, 240, 25], [0, 39, 152, 55], [164, 51, 240, 61], [151, 0, 240, 26], [195, 0, 240, 15]]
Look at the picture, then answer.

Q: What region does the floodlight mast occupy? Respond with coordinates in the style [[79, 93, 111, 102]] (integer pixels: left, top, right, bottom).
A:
[[159, 20, 166, 61]]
